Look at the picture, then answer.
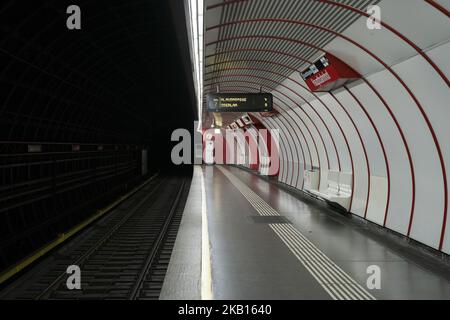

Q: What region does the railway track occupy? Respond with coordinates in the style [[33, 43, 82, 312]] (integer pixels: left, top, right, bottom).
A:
[[0, 175, 190, 300]]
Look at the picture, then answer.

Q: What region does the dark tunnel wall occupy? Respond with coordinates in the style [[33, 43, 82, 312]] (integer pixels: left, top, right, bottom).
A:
[[0, 0, 195, 144], [0, 0, 195, 271]]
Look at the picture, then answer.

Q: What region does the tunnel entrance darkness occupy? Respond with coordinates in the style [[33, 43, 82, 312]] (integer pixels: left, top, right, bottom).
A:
[[0, 0, 195, 273]]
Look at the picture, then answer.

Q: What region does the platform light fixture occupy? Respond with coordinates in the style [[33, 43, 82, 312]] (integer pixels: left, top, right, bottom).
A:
[[188, 0, 204, 133]]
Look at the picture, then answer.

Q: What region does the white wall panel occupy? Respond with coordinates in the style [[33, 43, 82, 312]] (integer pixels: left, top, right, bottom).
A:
[[313, 94, 352, 172], [279, 114, 305, 189], [336, 13, 415, 67], [276, 103, 318, 170], [278, 113, 306, 188], [266, 118, 290, 184], [344, 81, 413, 235], [392, 46, 450, 251], [367, 176, 389, 226], [319, 92, 368, 217], [274, 116, 296, 187], [302, 99, 340, 172], [289, 107, 329, 192], [335, 86, 387, 177]]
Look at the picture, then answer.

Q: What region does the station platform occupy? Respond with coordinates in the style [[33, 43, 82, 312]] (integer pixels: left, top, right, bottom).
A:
[[160, 165, 450, 300]]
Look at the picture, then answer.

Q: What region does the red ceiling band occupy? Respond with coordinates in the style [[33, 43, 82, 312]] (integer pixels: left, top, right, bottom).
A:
[[207, 0, 449, 86]]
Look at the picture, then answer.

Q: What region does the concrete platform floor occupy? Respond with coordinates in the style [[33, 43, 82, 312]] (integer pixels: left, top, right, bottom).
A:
[[160, 165, 450, 300]]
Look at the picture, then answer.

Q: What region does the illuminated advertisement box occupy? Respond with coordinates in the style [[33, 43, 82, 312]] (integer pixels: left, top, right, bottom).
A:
[[300, 54, 360, 92]]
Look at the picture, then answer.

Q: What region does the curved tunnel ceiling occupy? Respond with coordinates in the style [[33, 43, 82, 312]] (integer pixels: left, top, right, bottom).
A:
[[201, 0, 450, 253]]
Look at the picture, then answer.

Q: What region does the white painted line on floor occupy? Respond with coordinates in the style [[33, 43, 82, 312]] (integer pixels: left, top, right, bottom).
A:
[[218, 166, 376, 300], [200, 168, 213, 300], [218, 167, 279, 216]]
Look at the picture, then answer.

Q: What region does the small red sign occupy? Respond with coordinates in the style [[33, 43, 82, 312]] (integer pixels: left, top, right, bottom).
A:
[[302, 54, 360, 92]]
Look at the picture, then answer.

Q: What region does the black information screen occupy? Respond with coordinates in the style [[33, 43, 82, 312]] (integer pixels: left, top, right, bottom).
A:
[[207, 93, 273, 112]]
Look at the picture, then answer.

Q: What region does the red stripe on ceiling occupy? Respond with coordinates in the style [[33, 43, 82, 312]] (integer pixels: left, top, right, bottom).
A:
[[207, 0, 248, 10], [425, 0, 450, 17], [206, 0, 449, 86], [206, 34, 322, 51], [205, 59, 297, 72], [205, 48, 312, 64], [319, 0, 449, 86]]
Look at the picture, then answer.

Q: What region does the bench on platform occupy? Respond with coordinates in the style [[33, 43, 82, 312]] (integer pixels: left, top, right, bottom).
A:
[[306, 170, 352, 210]]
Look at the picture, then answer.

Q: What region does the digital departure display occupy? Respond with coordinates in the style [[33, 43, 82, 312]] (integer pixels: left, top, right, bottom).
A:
[[207, 93, 273, 112]]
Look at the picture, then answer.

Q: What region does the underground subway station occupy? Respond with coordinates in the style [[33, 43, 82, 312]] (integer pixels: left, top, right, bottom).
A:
[[0, 0, 450, 311]]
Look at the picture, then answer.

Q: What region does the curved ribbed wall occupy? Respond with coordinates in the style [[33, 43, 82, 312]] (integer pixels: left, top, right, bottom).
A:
[[203, 0, 450, 253]]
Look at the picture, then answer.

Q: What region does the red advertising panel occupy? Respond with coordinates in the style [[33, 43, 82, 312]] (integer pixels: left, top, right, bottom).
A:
[[301, 54, 360, 92]]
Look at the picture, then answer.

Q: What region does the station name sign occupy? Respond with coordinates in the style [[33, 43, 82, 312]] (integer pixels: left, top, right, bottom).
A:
[[207, 93, 273, 112]]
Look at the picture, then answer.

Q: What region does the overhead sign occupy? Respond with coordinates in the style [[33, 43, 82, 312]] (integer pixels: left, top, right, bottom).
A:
[[207, 93, 273, 112], [230, 122, 239, 130], [242, 115, 253, 125]]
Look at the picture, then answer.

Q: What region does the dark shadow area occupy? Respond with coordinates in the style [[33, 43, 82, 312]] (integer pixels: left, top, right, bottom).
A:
[[0, 0, 195, 272]]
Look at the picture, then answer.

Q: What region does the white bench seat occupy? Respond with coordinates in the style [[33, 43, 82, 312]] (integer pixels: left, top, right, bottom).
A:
[[306, 171, 352, 210]]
